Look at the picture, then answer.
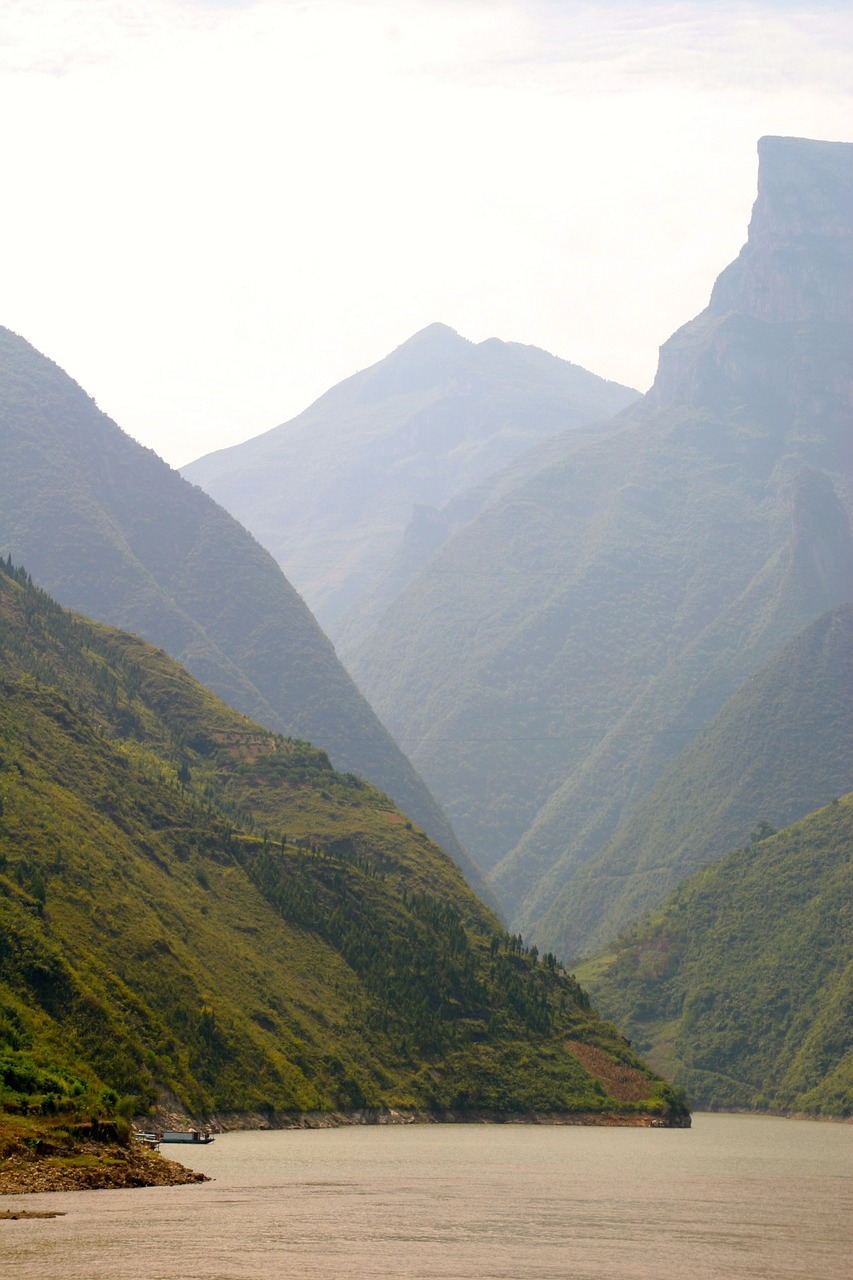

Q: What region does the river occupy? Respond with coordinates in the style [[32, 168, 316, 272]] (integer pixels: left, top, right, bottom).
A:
[[2, 1113, 851, 1279]]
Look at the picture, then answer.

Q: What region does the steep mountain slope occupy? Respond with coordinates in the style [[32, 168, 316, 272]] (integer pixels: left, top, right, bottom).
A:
[[337, 408, 635, 657], [577, 796, 853, 1116], [538, 604, 853, 960], [183, 324, 636, 636], [345, 136, 853, 941], [0, 561, 687, 1124], [0, 326, 482, 894]]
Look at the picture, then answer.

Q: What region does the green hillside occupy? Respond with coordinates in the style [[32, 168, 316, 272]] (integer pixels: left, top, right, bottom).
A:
[[0, 561, 686, 1126], [0, 324, 483, 898], [577, 797, 853, 1116], [537, 604, 853, 960]]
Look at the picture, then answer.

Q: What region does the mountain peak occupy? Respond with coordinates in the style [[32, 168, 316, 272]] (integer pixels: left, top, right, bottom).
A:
[[396, 321, 468, 349], [709, 135, 853, 323], [649, 136, 853, 408], [336, 323, 472, 403], [752, 135, 853, 241]]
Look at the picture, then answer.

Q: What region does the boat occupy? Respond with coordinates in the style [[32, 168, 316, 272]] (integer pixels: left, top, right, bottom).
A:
[[157, 1129, 216, 1144]]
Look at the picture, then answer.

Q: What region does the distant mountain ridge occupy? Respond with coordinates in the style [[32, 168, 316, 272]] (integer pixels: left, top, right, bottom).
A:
[[0, 326, 484, 895], [343, 136, 853, 952], [183, 323, 637, 636]]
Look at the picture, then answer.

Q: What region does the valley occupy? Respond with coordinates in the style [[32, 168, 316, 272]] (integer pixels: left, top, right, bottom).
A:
[[0, 135, 850, 1176]]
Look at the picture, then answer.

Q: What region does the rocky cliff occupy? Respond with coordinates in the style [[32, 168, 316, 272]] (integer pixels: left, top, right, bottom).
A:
[[712, 135, 853, 323], [649, 137, 852, 475]]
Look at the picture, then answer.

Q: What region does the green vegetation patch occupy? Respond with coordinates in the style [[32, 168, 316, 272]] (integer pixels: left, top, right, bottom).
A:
[[0, 561, 685, 1126], [579, 798, 853, 1116]]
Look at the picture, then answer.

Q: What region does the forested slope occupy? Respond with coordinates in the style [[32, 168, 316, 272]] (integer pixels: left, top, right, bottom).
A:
[[0, 562, 687, 1124], [577, 797, 853, 1116]]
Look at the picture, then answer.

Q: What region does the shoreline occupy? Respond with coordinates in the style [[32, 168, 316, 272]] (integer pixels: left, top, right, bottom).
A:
[[1, 1106, 685, 1199], [0, 1126, 207, 1198], [203, 1106, 687, 1131], [5, 1106, 849, 1201]]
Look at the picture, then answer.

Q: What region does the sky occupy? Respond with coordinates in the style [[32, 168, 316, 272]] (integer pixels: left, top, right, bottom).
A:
[[2, 0, 851, 467]]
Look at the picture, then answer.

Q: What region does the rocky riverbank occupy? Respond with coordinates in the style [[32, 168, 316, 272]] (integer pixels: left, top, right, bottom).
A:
[[0, 1117, 207, 1197], [194, 1106, 689, 1131]]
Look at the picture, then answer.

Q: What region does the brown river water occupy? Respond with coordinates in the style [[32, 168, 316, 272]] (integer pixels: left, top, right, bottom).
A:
[[1, 1113, 851, 1279]]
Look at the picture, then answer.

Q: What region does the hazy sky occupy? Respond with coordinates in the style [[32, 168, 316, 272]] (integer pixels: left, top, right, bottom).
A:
[[2, 0, 851, 466]]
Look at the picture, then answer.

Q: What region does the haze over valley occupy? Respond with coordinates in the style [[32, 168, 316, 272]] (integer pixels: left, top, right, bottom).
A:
[[0, 135, 850, 1233], [184, 134, 852, 1116]]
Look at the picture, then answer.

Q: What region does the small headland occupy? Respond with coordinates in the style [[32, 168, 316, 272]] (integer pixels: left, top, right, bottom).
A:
[[0, 1113, 207, 1198]]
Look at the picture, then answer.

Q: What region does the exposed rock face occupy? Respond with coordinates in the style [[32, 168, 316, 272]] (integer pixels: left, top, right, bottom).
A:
[[713, 136, 853, 323], [0, 1133, 207, 1195], [650, 136, 853, 428]]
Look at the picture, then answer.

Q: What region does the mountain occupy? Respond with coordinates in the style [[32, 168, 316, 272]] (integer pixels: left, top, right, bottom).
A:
[[343, 137, 853, 947], [538, 604, 853, 960], [336, 410, 638, 657], [576, 796, 853, 1116], [0, 325, 484, 896], [0, 560, 687, 1126], [182, 324, 637, 637]]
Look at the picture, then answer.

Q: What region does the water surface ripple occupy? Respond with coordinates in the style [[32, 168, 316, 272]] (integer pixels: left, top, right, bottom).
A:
[[2, 1113, 851, 1279]]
